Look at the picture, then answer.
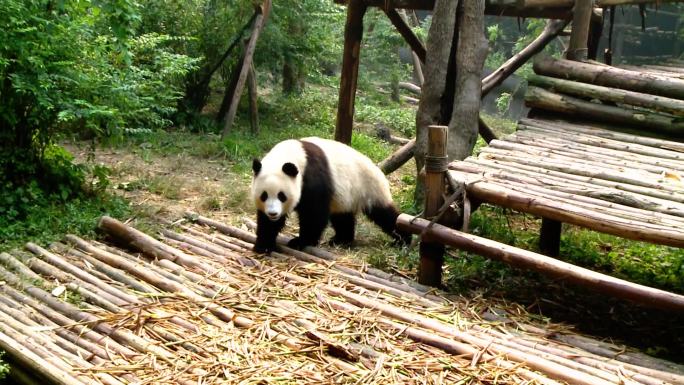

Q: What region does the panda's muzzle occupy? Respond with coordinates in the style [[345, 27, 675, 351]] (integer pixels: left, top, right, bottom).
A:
[[266, 211, 280, 220]]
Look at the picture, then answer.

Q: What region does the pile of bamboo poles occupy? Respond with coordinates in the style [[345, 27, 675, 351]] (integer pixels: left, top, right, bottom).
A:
[[0, 214, 682, 384], [449, 117, 684, 247], [528, 56, 684, 138]]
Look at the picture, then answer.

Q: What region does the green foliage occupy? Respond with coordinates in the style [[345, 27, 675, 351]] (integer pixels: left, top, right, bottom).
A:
[[0, 352, 8, 379], [356, 102, 416, 138], [0, 190, 130, 251], [495, 92, 511, 115], [1, 0, 196, 221]]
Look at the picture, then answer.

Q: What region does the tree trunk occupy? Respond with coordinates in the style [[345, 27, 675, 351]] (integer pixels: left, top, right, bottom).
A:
[[247, 62, 259, 134], [534, 55, 684, 99], [220, 1, 271, 138], [282, 54, 304, 95], [414, 0, 460, 203], [448, 0, 488, 162], [528, 74, 684, 116], [525, 86, 684, 138]]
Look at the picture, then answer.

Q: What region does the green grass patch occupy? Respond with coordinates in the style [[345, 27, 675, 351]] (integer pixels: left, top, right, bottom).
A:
[[0, 192, 130, 251], [446, 205, 684, 294]]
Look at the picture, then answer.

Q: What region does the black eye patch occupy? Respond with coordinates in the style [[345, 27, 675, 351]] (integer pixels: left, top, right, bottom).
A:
[[277, 192, 287, 202], [260, 191, 268, 202]]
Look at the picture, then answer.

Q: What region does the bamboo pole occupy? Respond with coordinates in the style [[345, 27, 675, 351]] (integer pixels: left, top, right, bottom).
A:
[[450, 168, 684, 246], [450, 161, 684, 223], [397, 214, 684, 311], [466, 155, 684, 206], [519, 118, 684, 153], [0, 330, 87, 385], [419, 125, 447, 286], [528, 74, 684, 116], [506, 130, 684, 173], [321, 286, 613, 385]]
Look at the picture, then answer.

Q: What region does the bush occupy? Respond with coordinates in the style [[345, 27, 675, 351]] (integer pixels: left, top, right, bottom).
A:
[[0, 0, 197, 219]]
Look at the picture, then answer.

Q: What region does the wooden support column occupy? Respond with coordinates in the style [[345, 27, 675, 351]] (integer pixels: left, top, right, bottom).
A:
[[220, 1, 271, 138], [540, 217, 562, 257], [335, 0, 367, 145], [566, 0, 593, 61], [418, 125, 447, 287]]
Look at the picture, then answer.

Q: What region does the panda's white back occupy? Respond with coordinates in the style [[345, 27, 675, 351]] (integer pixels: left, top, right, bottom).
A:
[[301, 137, 393, 214]]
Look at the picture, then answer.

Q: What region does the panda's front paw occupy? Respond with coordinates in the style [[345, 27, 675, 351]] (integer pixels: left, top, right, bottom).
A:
[[287, 237, 306, 250], [253, 242, 274, 254]]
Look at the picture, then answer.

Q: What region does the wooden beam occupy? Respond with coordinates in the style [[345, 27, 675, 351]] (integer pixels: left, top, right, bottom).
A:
[[397, 214, 684, 311], [419, 126, 447, 287], [566, 0, 593, 61], [534, 55, 684, 99], [482, 18, 570, 96], [220, 1, 271, 138], [384, 9, 426, 63], [335, 0, 367, 145], [525, 86, 684, 138]]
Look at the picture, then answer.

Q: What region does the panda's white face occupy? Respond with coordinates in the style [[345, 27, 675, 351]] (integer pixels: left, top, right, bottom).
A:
[[252, 159, 301, 221], [255, 182, 292, 221]]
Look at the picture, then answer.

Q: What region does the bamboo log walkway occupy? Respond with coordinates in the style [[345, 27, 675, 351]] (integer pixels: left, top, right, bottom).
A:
[[1, 214, 683, 384], [449, 117, 684, 248]]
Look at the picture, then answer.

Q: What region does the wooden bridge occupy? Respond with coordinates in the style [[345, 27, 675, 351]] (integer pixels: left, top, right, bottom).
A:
[[1, 215, 683, 384]]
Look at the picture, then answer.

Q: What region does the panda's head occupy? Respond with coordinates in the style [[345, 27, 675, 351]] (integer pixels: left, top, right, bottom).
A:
[[251, 159, 300, 221]]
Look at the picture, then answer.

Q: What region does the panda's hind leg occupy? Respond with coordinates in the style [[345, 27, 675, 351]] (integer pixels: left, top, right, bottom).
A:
[[329, 213, 356, 246], [364, 204, 412, 245]]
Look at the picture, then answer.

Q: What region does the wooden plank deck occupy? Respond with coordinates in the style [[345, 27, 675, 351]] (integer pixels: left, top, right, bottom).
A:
[[1, 215, 683, 384], [449, 118, 684, 248]]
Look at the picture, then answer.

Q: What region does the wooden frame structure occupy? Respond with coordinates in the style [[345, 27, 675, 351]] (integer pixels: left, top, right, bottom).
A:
[[336, 0, 684, 309]]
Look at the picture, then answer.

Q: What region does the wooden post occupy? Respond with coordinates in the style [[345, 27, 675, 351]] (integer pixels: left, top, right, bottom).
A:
[[220, 1, 271, 138], [540, 217, 562, 257], [566, 0, 593, 61], [335, 0, 367, 145], [419, 125, 447, 287]]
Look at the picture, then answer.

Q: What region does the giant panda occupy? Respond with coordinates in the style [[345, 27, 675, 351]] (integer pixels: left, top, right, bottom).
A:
[[251, 137, 412, 253]]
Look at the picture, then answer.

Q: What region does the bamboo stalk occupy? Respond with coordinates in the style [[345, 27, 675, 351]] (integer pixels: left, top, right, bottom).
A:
[[476, 148, 684, 196], [49, 242, 155, 300], [0, 330, 87, 385], [507, 130, 684, 173], [0, 310, 126, 385], [0, 252, 42, 282], [451, 168, 684, 247], [450, 162, 684, 223], [319, 294, 565, 385], [465, 155, 684, 205], [481, 143, 670, 181], [520, 118, 684, 153], [66, 234, 252, 328], [397, 214, 684, 311]]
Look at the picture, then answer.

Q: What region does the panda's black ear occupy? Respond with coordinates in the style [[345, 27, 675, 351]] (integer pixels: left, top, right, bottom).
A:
[[282, 162, 299, 178], [252, 159, 262, 176]]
